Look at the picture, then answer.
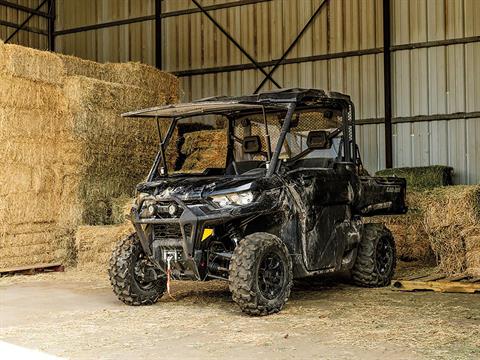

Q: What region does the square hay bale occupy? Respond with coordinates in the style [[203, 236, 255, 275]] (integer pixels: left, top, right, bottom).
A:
[[465, 236, 480, 276], [180, 129, 227, 171], [370, 192, 434, 263], [0, 76, 66, 110], [75, 224, 133, 272], [57, 53, 180, 103], [375, 165, 453, 190], [0, 43, 64, 84]]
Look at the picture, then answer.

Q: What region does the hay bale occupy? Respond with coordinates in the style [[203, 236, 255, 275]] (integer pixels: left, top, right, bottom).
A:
[[465, 236, 480, 276], [375, 166, 453, 190], [374, 186, 480, 275], [103, 62, 179, 103], [0, 42, 179, 270], [372, 192, 434, 263], [423, 186, 480, 274], [63, 76, 165, 225], [57, 54, 180, 103], [111, 195, 134, 224], [0, 76, 66, 110], [75, 224, 133, 272], [0, 43, 64, 84], [180, 129, 227, 171]]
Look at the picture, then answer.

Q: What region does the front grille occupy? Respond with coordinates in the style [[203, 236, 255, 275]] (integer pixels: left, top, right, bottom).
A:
[[153, 223, 182, 240]]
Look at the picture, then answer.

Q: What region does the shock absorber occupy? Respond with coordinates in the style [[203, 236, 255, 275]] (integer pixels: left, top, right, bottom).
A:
[[226, 223, 242, 246]]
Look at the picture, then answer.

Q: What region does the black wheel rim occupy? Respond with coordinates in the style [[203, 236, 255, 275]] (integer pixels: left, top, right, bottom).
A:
[[133, 251, 156, 291], [257, 251, 285, 300], [376, 237, 394, 275]]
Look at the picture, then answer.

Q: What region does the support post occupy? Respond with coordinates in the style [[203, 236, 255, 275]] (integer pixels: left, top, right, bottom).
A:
[[155, 0, 162, 69], [383, 0, 393, 168], [48, 0, 55, 51]]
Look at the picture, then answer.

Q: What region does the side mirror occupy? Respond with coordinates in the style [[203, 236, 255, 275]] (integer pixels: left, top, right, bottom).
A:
[[243, 135, 262, 153], [307, 130, 331, 149]]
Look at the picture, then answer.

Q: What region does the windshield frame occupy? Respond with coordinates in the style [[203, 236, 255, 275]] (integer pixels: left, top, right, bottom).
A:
[[145, 101, 355, 181]]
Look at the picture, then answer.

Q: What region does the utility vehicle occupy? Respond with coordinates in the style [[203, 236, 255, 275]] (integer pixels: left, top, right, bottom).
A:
[[109, 88, 407, 316]]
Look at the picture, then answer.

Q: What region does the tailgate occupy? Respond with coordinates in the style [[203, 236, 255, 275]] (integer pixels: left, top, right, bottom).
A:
[[355, 176, 407, 216]]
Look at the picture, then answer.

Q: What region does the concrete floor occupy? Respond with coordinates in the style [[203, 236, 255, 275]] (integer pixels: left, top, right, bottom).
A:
[[0, 270, 479, 360]]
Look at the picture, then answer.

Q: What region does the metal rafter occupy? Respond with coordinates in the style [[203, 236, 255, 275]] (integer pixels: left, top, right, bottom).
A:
[[53, 0, 272, 36], [191, 0, 281, 89], [254, 0, 328, 93], [0, 19, 47, 35], [4, 0, 49, 43]]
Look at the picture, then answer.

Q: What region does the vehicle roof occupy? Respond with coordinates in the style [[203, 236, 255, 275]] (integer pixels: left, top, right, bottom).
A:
[[122, 88, 351, 119]]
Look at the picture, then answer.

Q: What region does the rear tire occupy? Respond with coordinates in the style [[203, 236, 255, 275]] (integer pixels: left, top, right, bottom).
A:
[[352, 223, 396, 287], [229, 232, 293, 316], [109, 233, 166, 305]]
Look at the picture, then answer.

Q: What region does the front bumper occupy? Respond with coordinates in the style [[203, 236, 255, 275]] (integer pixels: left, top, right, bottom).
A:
[[131, 196, 233, 279]]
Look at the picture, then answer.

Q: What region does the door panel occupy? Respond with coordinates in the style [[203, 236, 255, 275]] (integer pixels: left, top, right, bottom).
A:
[[287, 168, 354, 271]]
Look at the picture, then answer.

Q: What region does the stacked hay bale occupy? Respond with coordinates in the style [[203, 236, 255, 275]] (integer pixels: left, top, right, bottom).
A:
[[76, 195, 134, 272], [180, 129, 228, 171], [374, 184, 480, 276], [422, 186, 480, 276], [0, 42, 178, 270], [376, 192, 434, 263]]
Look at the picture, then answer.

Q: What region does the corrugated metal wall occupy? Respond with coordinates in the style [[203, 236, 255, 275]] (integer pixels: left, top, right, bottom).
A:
[[4, 0, 480, 184], [0, 0, 49, 49]]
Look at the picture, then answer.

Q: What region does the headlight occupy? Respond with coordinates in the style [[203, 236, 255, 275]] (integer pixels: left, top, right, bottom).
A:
[[210, 191, 254, 207]]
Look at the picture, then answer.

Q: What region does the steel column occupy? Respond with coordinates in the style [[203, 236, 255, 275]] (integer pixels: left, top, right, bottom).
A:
[[254, 0, 328, 93], [155, 0, 162, 69], [47, 0, 55, 51], [191, 0, 281, 89], [383, 0, 393, 169]]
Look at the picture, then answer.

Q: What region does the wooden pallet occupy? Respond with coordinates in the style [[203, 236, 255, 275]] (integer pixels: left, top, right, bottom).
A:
[[0, 263, 64, 276], [392, 273, 480, 294]]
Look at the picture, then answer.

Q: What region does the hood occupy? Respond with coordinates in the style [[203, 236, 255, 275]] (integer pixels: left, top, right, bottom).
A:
[[136, 175, 263, 201]]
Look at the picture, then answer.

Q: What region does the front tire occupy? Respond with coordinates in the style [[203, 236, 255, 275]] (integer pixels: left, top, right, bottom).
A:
[[229, 232, 293, 316], [109, 233, 166, 305], [352, 223, 396, 287]]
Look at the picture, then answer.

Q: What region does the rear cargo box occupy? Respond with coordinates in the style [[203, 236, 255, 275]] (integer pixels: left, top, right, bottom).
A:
[[355, 176, 407, 216]]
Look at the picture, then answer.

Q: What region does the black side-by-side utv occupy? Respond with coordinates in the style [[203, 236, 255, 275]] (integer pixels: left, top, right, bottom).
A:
[[109, 88, 407, 316]]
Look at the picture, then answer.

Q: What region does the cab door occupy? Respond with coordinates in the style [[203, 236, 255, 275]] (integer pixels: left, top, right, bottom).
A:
[[302, 168, 354, 270]]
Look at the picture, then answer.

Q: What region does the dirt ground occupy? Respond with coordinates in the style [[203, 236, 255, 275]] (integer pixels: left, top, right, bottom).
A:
[[0, 266, 479, 360]]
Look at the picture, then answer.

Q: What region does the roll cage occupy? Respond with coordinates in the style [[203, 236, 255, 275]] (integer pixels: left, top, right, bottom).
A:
[[122, 88, 357, 179]]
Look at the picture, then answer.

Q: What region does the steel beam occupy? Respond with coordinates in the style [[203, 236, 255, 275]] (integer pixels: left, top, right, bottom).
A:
[[53, 0, 272, 36], [155, 0, 162, 69], [254, 0, 328, 93], [383, 0, 393, 168], [4, 0, 49, 43], [191, 0, 281, 89], [0, 19, 48, 35], [0, 0, 50, 18]]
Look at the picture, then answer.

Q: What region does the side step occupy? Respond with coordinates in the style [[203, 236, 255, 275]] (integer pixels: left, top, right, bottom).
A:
[[0, 263, 64, 276], [392, 274, 480, 294]]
